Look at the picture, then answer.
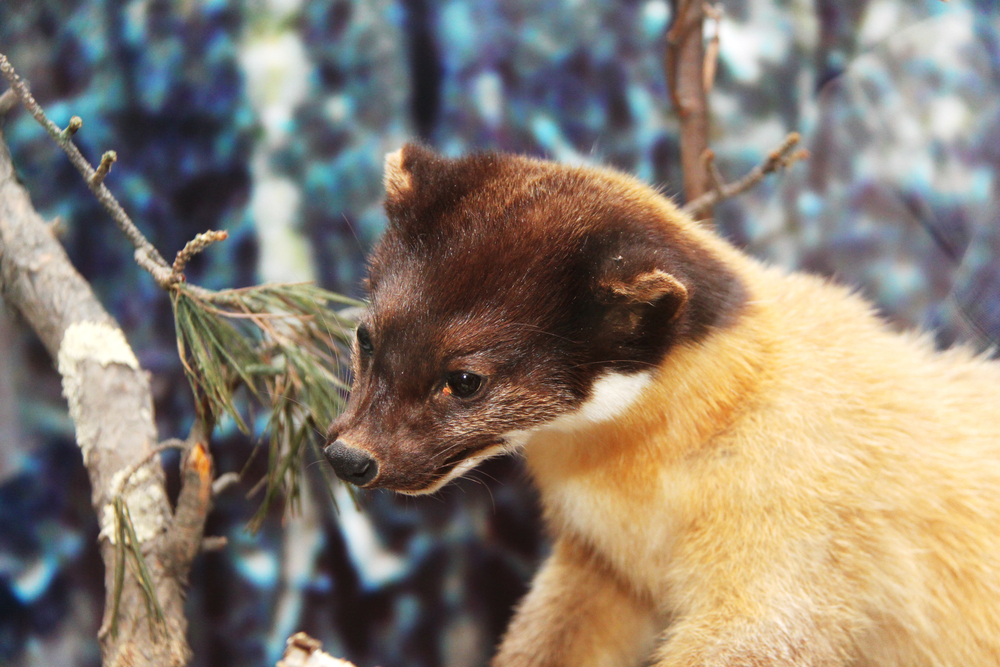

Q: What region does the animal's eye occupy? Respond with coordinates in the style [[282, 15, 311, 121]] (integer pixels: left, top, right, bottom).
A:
[[444, 371, 484, 399], [356, 325, 374, 356]]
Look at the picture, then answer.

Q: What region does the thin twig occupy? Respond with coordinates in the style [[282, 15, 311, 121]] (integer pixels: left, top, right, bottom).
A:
[[0, 53, 173, 281], [90, 150, 117, 187], [212, 471, 241, 496], [702, 149, 726, 193], [682, 132, 808, 218], [111, 439, 189, 498], [172, 230, 229, 279], [60, 116, 82, 141]]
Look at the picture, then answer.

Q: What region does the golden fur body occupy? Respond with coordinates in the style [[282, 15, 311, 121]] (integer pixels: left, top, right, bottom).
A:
[[504, 214, 1000, 666], [327, 146, 1000, 666]]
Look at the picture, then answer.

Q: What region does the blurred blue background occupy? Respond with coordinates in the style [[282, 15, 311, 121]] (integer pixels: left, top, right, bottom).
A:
[[1, 0, 998, 665]]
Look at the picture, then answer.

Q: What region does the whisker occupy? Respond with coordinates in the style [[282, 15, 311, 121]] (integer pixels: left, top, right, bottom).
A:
[[467, 471, 498, 513], [430, 435, 475, 464], [258, 390, 329, 439], [470, 467, 503, 487], [314, 307, 356, 390], [341, 213, 365, 255], [503, 321, 578, 343]]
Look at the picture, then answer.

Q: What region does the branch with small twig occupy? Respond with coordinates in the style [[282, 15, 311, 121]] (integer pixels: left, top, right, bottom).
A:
[[681, 133, 809, 218], [0, 53, 238, 297], [665, 4, 806, 223], [665, 0, 711, 204], [0, 52, 359, 523], [0, 53, 174, 284], [0, 50, 361, 667]]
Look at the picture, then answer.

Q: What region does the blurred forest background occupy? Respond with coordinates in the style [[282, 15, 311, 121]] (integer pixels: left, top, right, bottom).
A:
[[1, 0, 998, 665]]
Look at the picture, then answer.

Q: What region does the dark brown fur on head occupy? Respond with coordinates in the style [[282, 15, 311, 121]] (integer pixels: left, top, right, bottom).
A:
[[325, 144, 745, 493]]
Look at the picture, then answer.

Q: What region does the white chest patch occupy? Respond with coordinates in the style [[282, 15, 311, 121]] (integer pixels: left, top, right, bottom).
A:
[[503, 370, 654, 447]]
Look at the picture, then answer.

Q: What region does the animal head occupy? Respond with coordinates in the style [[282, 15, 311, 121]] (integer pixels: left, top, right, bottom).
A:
[[324, 144, 744, 493]]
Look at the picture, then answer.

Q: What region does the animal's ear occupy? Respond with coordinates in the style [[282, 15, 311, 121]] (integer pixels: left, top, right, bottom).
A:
[[383, 148, 412, 201], [597, 268, 688, 309], [383, 143, 442, 206], [595, 260, 690, 335]]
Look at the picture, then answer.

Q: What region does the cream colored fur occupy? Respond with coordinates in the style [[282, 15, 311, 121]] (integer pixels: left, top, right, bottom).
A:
[[495, 202, 1000, 666]]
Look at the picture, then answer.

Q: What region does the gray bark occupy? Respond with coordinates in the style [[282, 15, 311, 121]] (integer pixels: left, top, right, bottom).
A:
[[0, 127, 194, 666], [0, 299, 26, 482]]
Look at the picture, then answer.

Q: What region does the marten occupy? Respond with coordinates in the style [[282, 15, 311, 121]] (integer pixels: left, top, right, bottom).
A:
[[324, 144, 1000, 667]]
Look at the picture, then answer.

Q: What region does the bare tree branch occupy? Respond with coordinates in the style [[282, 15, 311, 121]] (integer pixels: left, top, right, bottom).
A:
[[665, 3, 807, 225], [0, 53, 174, 285], [163, 439, 214, 577], [0, 53, 256, 308], [0, 52, 360, 666], [681, 132, 808, 218], [0, 125, 198, 666], [665, 0, 711, 204]]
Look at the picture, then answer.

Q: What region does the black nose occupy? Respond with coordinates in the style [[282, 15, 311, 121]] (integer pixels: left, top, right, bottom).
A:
[[323, 440, 378, 486]]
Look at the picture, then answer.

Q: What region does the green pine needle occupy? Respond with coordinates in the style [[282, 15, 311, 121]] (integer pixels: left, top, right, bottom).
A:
[[171, 283, 359, 531], [108, 496, 168, 640]]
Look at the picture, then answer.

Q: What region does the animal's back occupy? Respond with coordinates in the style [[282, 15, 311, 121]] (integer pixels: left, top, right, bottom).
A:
[[731, 263, 1000, 665]]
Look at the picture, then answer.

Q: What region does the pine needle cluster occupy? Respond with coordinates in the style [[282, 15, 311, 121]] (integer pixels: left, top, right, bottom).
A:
[[172, 283, 362, 528]]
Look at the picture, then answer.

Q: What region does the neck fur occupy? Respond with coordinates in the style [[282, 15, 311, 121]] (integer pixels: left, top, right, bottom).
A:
[[520, 296, 773, 481]]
